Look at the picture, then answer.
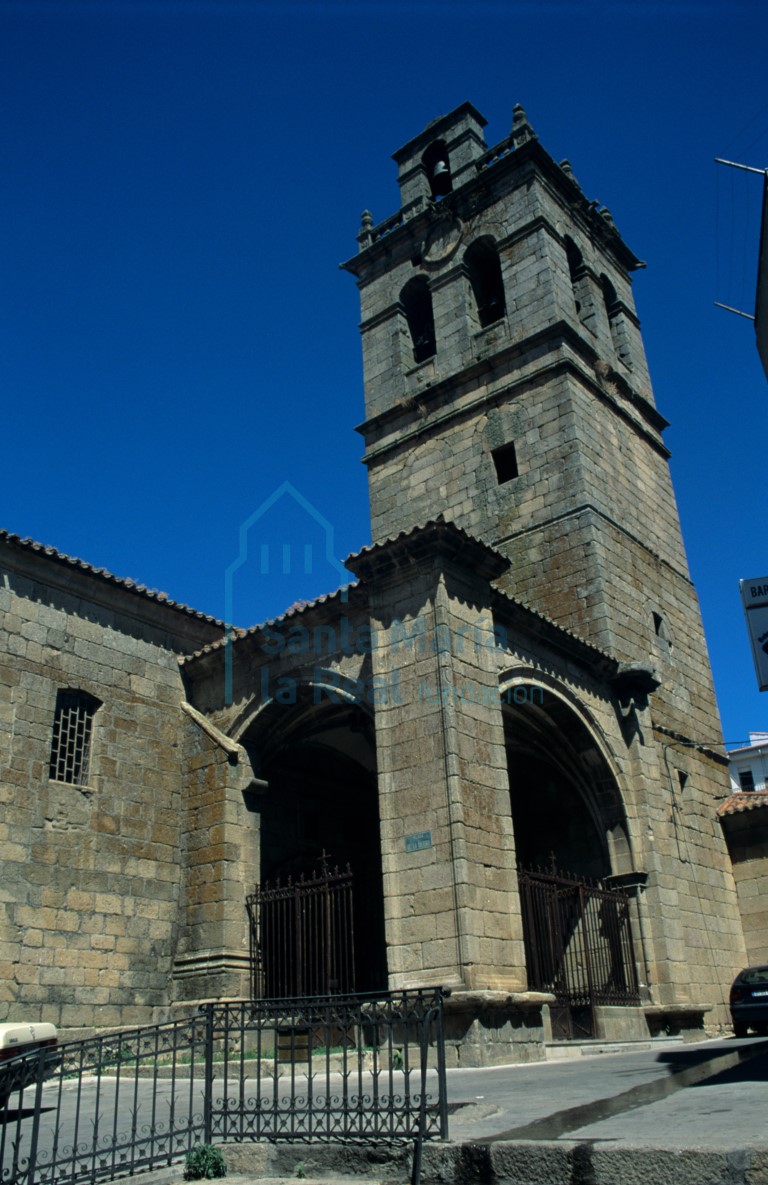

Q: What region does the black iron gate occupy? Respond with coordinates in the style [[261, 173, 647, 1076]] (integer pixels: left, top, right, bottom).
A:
[[246, 859, 355, 999], [519, 865, 640, 1039]]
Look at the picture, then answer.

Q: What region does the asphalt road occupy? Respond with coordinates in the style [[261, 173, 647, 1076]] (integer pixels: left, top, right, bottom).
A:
[[445, 1036, 768, 1147]]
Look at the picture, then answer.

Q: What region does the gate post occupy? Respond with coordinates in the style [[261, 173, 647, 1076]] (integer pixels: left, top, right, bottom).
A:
[[24, 1052, 49, 1185], [579, 883, 597, 1037], [203, 1003, 215, 1144], [410, 989, 445, 1185]]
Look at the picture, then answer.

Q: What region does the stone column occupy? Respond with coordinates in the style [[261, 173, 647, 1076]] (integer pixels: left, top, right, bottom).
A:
[[347, 521, 526, 993], [172, 703, 262, 1007]]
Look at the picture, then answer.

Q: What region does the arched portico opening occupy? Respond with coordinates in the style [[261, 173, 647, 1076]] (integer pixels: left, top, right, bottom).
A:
[[502, 679, 640, 1038], [502, 681, 631, 878], [240, 684, 387, 996]]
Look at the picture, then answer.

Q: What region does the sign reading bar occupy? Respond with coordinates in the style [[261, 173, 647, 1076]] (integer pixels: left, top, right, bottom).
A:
[[405, 831, 433, 853], [740, 576, 768, 692]]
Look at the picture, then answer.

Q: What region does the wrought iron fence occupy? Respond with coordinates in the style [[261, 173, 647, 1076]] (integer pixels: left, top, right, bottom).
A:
[[0, 990, 448, 1185], [519, 865, 640, 1039]]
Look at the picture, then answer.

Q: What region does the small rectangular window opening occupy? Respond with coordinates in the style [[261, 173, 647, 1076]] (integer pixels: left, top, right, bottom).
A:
[[491, 442, 518, 485], [653, 611, 672, 653], [49, 689, 98, 786], [739, 769, 756, 792]]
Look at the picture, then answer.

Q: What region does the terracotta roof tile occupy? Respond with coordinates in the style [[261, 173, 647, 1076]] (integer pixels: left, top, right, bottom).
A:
[[0, 530, 224, 627], [345, 517, 479, 562], [348, 518, 615, 664], [718, 791, 768, 816], [491, 585, 615, 665], [180, 583, 361, 663]]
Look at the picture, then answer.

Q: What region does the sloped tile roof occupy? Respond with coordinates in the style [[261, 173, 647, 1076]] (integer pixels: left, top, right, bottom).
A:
[[718, 791, 768, 817], [180, 583, 361, 663], [345, 517, 483, 562], [0, 530, 224, 627], [181, 518, 617, 671], [349, 517, 616, 666]]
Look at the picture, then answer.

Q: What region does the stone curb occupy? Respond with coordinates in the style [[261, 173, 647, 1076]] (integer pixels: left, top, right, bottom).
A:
[[167, 1141, 768, 1185]]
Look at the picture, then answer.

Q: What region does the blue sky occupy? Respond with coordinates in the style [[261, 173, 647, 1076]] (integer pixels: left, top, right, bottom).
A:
[[1, 0, 767, 745]]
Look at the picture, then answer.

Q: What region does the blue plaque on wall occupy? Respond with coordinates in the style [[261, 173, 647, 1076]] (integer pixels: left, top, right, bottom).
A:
[[405, 831, 432, 852]]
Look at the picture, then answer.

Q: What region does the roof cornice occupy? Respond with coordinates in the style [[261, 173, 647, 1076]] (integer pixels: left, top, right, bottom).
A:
[[0, 529, 224, 635]]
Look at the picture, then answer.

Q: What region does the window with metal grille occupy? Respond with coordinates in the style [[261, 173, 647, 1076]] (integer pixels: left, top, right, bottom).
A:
[[49, 690, 99, 785]]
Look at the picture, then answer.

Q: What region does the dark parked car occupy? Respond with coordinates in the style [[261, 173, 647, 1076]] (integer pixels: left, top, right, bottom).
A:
[[730, 966, 768, 1036]]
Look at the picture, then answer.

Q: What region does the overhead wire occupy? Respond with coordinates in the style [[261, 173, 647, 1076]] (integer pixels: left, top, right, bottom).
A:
[[714, 105, 768, 316], [722, 99, 768, 157]]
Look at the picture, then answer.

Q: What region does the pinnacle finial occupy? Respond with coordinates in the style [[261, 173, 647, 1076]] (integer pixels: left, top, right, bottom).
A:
[[511, 103, 535, 146], [357, 209, 374, 251], [560, 159, 582, 191]]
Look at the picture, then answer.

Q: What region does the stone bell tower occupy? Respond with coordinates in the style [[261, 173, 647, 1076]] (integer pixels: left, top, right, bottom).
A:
[[342, 101, 724, 753]]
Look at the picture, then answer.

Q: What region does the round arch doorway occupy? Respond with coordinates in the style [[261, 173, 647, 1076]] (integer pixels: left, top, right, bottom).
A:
[[241, 688, 387, 997]]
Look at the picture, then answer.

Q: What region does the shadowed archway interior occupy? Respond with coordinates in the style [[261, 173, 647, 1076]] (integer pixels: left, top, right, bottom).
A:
[[503, 687, 631, 880], [242, 693, 387, 994]]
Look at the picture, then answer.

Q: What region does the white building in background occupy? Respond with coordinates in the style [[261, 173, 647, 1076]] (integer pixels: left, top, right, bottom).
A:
[[728, 733, 768, 792]]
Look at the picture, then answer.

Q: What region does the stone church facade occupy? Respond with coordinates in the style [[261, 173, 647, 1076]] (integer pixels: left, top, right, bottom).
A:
[[0, 103, 749, 1061]]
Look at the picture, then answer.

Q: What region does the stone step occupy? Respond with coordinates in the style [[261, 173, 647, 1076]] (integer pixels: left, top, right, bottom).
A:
[[544, 1035, 681, 1059]]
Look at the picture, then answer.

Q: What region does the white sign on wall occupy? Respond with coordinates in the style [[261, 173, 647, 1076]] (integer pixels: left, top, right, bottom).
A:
[[741, 576, 768, 692]]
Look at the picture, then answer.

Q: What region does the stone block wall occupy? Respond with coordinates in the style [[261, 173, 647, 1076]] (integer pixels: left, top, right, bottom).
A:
[[500, 499, 723, 743], [720, 805, 768, 967], [635, 741, 746, 1023], [0, 538, 221, 1029]]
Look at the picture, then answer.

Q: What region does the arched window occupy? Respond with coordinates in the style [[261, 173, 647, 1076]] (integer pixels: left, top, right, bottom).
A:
[[652, 611, 672, 656], [49, 688, 101, 785], [565, 237, 587, 314], [422, 140, 451, 199], [601, 274, 620, 320], [465, 238, 506, 327], [601, 273, 632, 368], [400, 277, 436, 364]]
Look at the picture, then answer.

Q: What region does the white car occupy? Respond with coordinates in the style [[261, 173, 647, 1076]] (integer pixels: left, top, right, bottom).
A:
[[0, 1023, 59, 1105]]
